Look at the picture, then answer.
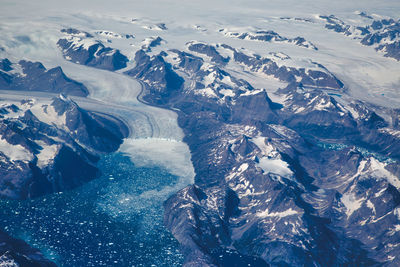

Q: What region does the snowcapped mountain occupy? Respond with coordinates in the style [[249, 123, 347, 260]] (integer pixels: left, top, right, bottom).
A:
[[0, 0, 399, 266], [220, 29, 318, 50], [319, 14, 400, 60], [0, 59, 89, 96], [132, 44, 400, 265], [0, 94, 127, 200], [0, 229, 57, 267], [58, 28, 129, 71]]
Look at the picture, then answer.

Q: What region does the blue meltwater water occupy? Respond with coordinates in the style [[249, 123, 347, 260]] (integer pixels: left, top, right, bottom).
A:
[[0, 153, 185, 266]]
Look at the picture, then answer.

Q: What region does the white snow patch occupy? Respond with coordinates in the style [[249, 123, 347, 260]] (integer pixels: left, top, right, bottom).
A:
[[251, 136, 275, 156], [194, 87, 218, 98], [341, 192, 365, 217], [95, 30, 123, 39], [257, 157, 293, 177], [240, 89, 264, 96], [313, 98, 334, 111], [219, 89, 235, 97], [36, 141, 60, 168], [378, 128, 400, 137], [294, 106, 305, 113], [394, 208, 400, 221], [64, 36, 99, 50], [369, 158, 400, 190], [0, 137, 32, 162], [7, 62, 26, 77], [30, 104, 67, 128], [257, 208, 300, 218], [366, 200, 376, 214], [238, 163, 249, 172], [203, 71, 217, 87], [141, 36, 163, 49], [163, 51, 182, 66], [220, 75, 236, 87], [226, 163, 249, 181]]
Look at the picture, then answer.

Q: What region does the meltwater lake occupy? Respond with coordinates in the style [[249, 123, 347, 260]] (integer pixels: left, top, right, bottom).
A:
[[0, 153, 184, 266]]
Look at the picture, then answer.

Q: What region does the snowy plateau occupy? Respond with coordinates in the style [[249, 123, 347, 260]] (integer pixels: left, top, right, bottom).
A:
[[0, 0, 400, 266]]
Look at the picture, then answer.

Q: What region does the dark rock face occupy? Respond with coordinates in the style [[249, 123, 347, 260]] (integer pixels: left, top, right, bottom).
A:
[[130, 46, 400, 266], [357, 11, 374, 20], [0, 96, 127, 200], [125, 50, 184, 104], [320, 15, 352, 34], [60, 28, 93, 38], [187, 42, 230, 65], [0, 58, 12, 71], [142, 36, 164, 52], [279, 85, 359, 139], [0, 59, 89, 96], [57, 28, 129, 71], [377, 41, 400, 61], [229, 92, 279, 124], [0, 229, 57, 267]]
